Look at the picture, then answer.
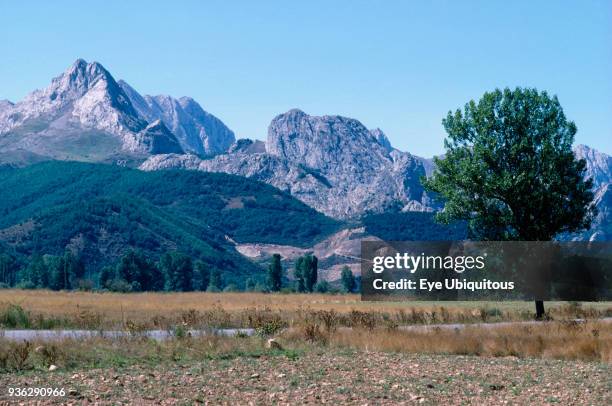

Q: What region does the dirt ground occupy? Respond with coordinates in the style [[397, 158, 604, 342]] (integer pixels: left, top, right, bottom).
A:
[[1, 350, 610, 405]]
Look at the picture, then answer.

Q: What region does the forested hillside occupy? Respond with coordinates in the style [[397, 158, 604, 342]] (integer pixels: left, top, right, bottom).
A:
[[362, 212, 466, 241], [0, 161, 340, 289]]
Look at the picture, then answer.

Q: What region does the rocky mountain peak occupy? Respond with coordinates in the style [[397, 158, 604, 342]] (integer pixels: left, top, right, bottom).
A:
[[266, 110, 392, 177], [574, 144, 612, 189], [0, 59, 235, 161], [228, 139, 266, 154], [370, 128, 393, 152], [0, 59, 146, 139], [117, 82, 235, 155], [144, 109, 432, 219]]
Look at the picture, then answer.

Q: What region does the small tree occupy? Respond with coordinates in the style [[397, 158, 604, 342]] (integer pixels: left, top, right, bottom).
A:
[[207, 268, 223, 292], [304, 255, 318, 292], [294, 257, 306, 293], [63, 252, 85, 289], [314, 280, 330, 293], [294, 254, 318, 292], [193, 260, 210, 291], [98, 266, 115, 289], [160, 252, 193, 292], [340, 266, 356, 293], [423, 87, 596, 318], [21, 256, 47, 288], [116, 250, 163, 291], [267, 254, 283, 292], [47, 255, 66, 290], [0, 254, 17, 287]]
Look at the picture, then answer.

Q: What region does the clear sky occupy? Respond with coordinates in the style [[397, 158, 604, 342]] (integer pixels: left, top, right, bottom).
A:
[[0, 0, 610, 156]]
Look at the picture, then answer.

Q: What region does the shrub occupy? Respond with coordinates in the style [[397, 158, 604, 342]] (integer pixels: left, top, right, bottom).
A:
[[313, 280, 330, 293], [0, 304, 31, 328]]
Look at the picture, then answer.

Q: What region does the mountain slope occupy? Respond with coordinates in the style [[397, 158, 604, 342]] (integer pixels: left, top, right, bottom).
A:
[[118, 80, 235, 155], [142, 109, 435, 219], [0, 161, 340, 283], [0, 59, 234, 164]]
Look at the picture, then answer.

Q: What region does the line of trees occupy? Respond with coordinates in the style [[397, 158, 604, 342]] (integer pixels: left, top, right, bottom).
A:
[[0, 250, 226, 293], [100, 251, 225, 292], [0, 252, 86, 290], [266, 253, 358, 293], [0, 249, 359, 293]]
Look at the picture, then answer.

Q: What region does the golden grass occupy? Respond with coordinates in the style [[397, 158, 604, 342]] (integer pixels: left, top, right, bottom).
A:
[[1, 319, 609, 374], [1, 290, 611, 330], [287, 320, 612, 363]]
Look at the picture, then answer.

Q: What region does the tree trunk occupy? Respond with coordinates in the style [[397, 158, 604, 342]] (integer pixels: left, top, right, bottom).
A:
[[535, 300, 545, 319]]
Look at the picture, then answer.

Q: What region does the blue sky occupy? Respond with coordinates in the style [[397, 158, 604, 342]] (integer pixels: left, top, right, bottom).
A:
[[0, 0, 610, 156]]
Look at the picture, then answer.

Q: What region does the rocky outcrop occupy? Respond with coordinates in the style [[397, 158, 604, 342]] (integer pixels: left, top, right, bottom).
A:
[[132, 120, 183, 155], [227, 138, 266, 154], [574, 144, 612, 190], [559, 146, 611, 241], [142, 109, 433, 219], [118, 81, 235, 155]]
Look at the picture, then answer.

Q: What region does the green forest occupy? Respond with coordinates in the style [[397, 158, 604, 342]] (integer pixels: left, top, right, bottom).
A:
[[0, 161, 340, 290]]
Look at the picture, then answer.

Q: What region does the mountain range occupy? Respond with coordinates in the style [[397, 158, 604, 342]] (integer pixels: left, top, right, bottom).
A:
[[0, 59, 234, 163], [0, 59, 610, 242]]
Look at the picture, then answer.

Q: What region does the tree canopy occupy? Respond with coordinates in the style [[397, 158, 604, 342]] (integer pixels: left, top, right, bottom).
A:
[[423, 87, 595, 241]]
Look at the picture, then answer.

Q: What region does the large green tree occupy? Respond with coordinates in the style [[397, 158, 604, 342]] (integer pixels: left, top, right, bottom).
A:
[[423, 88, 596, 318]]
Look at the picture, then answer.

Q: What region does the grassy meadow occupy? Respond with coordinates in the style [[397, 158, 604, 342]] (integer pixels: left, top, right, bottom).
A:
[[1, 290, 611, 329]]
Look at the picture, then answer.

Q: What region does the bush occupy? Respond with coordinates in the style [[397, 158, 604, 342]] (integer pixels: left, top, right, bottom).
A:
[[107, 278, 133, 293], [314, 280, 330, 293], [0, 304, 31, 328]]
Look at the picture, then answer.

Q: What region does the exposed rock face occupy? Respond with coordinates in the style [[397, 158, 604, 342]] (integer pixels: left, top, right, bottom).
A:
[[228, 138, 266, 154], [574, 144, 612, 189], [0, 59, 234, 163], [567, 145, 612, 241], [118, 81, 235, 155], [590, 184, 611, 240], [142, 109, 433, 219], [132, 120, 183, 155], [369, 128, 393, 152], [0, 59, 146, 139], [0, 100, 14, 112]]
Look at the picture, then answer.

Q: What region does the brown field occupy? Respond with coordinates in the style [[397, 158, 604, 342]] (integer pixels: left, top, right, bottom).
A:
[[1, 290, 611, 404], [1, 348, 610, 405], [1, 290, 611, 329], [0, 319, 611, 404]]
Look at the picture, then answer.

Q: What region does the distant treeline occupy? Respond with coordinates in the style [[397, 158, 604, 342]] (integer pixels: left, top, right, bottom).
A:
[[0, 250, 358, 294]]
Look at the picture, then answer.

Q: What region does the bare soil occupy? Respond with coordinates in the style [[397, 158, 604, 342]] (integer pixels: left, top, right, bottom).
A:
[[1, 350, 610, 405]]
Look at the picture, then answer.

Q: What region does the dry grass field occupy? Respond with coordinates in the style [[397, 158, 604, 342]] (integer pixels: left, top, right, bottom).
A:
[[1, 290, 611, 404], [1, 290, 611, 329]]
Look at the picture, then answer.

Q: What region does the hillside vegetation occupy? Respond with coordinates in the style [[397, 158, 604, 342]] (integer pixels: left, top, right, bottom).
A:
[[0, 161, 339, 288], [362, 212, 466, 241]]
